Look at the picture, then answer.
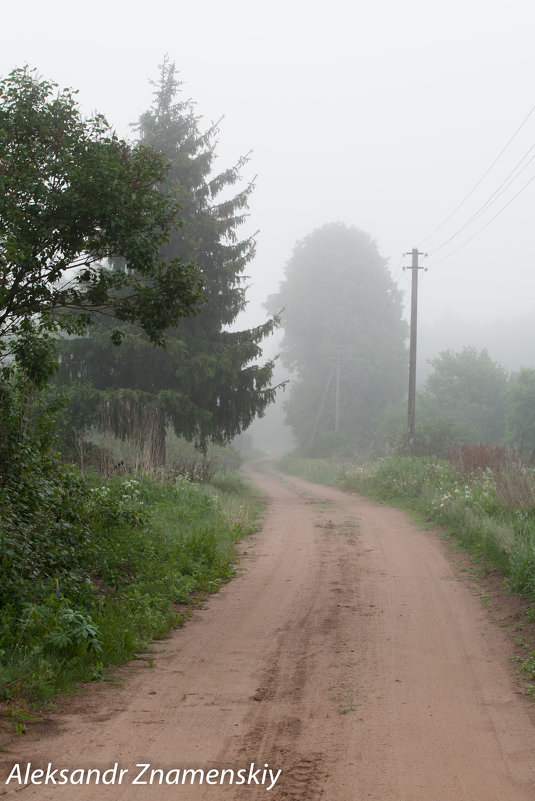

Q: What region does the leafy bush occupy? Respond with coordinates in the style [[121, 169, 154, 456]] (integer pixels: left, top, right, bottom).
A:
[[0, 376, 93, 614], [24, 599, 102, 658], [0, 376, 256, 704]]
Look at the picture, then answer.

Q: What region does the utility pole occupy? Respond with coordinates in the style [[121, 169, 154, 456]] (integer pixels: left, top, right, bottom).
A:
[[309, 358, 337, 450], [334, 350, 341, 433], [405, 248, 426, 455]]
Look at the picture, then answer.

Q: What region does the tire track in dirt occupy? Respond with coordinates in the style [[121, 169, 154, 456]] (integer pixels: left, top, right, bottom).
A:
[[1, 460, 535, 800]]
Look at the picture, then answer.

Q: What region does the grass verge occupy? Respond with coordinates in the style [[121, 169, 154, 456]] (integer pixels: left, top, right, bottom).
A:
[[280, 451, 535, 687], [338, 457, 535, 598], [277, 453, 339, 485], [0, 470, 258, 716]]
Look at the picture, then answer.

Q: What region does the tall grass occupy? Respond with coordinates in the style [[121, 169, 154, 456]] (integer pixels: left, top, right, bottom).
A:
[[279, 448, 535, 598], [338, 453, 535, 598], [81, 428, 241, 480], [0, 471, 256, 708], [278, 453, 339, 485]]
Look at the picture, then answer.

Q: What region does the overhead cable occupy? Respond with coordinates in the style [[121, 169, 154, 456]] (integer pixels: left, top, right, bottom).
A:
[[427, 173, 535, 268], [429, 141, 535, 255], [420, 101, 535, 246]]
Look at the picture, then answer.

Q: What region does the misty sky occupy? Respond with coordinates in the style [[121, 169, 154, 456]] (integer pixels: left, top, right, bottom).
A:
[[3, 0, 535, 374]]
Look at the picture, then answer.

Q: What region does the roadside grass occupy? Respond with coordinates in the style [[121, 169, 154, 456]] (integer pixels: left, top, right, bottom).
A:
[[281, 451, 535, 602], [278, 453, 339, 485], [341, 455, 535, 686], [280, 449, 535, 685], [0, 470, 258, 712], [337, 455, 535, 597]]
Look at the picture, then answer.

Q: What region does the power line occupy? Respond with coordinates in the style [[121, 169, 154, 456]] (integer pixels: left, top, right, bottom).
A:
[[427, 172, 535, 268], [420, 101, 535, 246], [429, 141, 535, 255]]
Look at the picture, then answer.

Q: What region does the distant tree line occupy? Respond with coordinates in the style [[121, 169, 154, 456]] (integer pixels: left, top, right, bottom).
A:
[[269, 223, 535, 459], [409, 350, 535, 458]]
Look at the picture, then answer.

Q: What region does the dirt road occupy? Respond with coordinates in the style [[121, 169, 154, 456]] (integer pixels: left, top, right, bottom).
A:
[[2, 461, 535, 800]]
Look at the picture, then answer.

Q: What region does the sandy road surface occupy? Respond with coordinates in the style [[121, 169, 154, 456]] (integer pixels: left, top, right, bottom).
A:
[[2, 461, 535, 800]]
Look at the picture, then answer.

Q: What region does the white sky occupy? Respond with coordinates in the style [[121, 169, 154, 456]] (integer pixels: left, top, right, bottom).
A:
[[3, 0, 535, 365]]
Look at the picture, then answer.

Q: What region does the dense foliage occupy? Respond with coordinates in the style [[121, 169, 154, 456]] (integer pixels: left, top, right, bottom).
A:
[[0, 66, 262, 710], [420, 347, 508, 444], [0, 375, 254, 705], [0, 68, 204, 384], [267, 223, 408, 454], [374, 347, 514, 457], [56, 58, 280, 456], [0, 376, 91, 612], [506, 368, 535, 451]]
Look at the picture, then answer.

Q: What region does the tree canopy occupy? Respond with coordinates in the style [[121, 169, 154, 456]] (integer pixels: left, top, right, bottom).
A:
[[0, 67, 204, 385], [56, 59, 280, 455], [506, 368, 535, 451], [420, 347, 509, 444], [267, 223, 408, 453]]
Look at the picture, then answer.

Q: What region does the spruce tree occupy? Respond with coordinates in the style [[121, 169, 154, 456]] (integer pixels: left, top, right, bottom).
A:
[[57, 58, 279, 459]]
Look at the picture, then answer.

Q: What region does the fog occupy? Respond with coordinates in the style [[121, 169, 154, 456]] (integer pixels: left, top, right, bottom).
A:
[[4, 0, 535, 451]]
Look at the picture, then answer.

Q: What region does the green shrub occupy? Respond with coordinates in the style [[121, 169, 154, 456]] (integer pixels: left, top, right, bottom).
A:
[[0, 373, 257, 705]]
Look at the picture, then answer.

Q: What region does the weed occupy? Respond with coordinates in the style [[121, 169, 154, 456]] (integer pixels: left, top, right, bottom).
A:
[[4, 707, 42, 735], [331, 688, 361, 714], [521, 651, 535, 679], [0, 470, 257, 707]]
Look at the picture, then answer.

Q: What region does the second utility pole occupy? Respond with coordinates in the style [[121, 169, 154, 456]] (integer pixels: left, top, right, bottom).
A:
[[334, 350, 340, 433], [406, 248, 425, 455]]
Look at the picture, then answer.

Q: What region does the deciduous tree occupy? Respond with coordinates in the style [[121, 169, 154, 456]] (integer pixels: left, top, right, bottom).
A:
[[421, 347, 508, 443], [0, 67, 203, 385], [506, 368, 535, 451], [267, 222, 408, 453]]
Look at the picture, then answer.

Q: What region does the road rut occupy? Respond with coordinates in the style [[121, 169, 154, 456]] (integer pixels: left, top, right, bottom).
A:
[[2, 461, 535, 800]]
